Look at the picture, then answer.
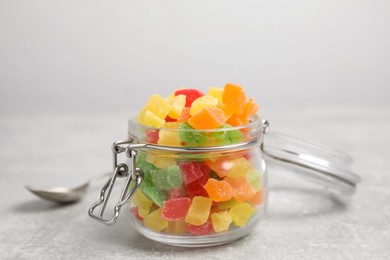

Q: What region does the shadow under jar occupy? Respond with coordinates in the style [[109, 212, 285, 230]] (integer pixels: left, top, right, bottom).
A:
[[88, 115, 359, 247]]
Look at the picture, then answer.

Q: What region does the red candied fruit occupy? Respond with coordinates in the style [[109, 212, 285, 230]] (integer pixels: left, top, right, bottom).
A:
[[184, 181, 209, 198], [187, 220, 214, 236], [179, 161, 210, 198], [165, 115, 176, 122], [179, 161, 210, 185], [175, 89, 204, 107], [162, 197, 192, 221], [146, 130, 159, 144]]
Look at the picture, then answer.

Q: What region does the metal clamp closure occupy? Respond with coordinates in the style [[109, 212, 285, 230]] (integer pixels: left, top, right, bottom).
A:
[[88, 140, 144, 225]]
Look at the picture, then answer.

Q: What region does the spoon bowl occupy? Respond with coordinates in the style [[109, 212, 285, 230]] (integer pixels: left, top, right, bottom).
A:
[[26, 172, 111, 203]]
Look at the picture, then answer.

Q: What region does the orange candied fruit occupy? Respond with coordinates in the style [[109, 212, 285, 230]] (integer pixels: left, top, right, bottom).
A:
[[204, 179, 233, 202], [224, 176, 256, 203], [248, 190, 264, 206], [177, 107, 191, 122], [187, 107, 226, 130], [222, 83, 247, 115], [239, 97, 259, 124]]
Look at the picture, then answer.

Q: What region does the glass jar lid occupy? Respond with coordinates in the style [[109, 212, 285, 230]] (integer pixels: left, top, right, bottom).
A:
[[262, 131, 360, 195]]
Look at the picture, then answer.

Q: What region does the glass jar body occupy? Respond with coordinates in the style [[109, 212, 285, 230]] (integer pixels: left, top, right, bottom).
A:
[[127, 119, 267, 247]]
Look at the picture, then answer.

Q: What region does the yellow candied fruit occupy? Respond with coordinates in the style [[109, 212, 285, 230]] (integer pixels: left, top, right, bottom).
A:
[[143, 208, 168, 232], [146, 152, 176, 169], [211, 211, 232, 232], [229, 203, 255, 227], [137, 110, 166, 128], [247, 169, 262, 191], [168, 94, 186, 119], [131, 190, 153, 218], [185, 196, 212, 226], [208, 86, 224, 103], [227, 157, 253, 178], [190, 95, 218, 116], [166, 219, 187, 235], [217, 198, 239, 210], [157, 122, 181, 146], [145, 94, 172, 119]]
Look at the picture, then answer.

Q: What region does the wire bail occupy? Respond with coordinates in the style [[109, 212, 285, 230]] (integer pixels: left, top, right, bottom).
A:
[[88, 140, 144, 225]]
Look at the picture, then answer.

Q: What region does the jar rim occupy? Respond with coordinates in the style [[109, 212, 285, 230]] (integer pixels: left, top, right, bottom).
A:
[[128, 114, 263, 133]]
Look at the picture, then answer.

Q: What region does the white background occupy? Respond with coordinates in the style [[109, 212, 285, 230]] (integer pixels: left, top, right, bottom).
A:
[[1, 0, 389, 115]]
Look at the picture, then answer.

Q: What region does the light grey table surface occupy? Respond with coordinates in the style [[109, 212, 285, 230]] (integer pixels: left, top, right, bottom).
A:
[[0, 106, 389, 260]]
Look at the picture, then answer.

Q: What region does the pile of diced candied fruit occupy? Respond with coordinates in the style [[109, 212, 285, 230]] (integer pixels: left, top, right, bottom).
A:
[[131, 83, 264, 235]]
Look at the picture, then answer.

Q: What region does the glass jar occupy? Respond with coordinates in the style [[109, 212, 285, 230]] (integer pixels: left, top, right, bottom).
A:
[[88, 116, 359, 247]]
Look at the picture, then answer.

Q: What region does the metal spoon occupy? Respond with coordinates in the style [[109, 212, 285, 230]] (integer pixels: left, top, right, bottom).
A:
[[26, 172, 111, 203]]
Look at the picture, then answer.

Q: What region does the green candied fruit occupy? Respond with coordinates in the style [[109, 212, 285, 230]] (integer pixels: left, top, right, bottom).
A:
[[136, 153, 158, 174], [179, 122, 207, 146], [211, 124, 244, 145], [150, 165, 182, 190], [151, 169, 172, 190], [140, 185, 165, 207], [136, 152, 158, 184], [226, 127, 244, 143], [166, 165, 182, 189]]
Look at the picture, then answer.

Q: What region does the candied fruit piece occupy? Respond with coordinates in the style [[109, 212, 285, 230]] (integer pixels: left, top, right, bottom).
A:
[[175, 89, 204, 107], [247, 169, 262, 191], [166, 219, 188, 235], [150, 165, 182, 191], [217, 198, 239, 210], [188, 107, 226, 130], [210, 124, 244, 145], [204, 178, 233, 202], [177, 107, 191, 122], [187, 220, 213, 236], [226, 114, 243, 127], [225, 176, 256, 203], [143, 208, 168, 232], [222, 83, 247, 115], [184, 180, 209, 198], [190, 95, 218, 116], [211, 211, 232, 232], [146, 152, 176, 169], [168, 94, 186, 119], [157, 122, 181, 146], [131, 190, 153, 218], [139, 110, 166, 128], [178, 122, 207, 145], [141, 185, 165, 207], [217, 102, 235, 119], [164, 115, 176, 122], [137, 94, 172, 127], [239, 97, 259, 124], [146, 129, 159, 144], [162, 197, 192, 221], [179, 161, 210, 185], [205, 157, 233, 178], [185, 196, 212, 226], [248, 190, 264, 206], [145, 94, 172, 118], [227, 157, 253, 178], [229, 203, 255, 227], [207, 86, 224, 103]]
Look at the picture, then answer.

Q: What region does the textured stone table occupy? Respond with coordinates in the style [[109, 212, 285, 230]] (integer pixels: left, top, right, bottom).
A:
[[1, 106, 389, 259]]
